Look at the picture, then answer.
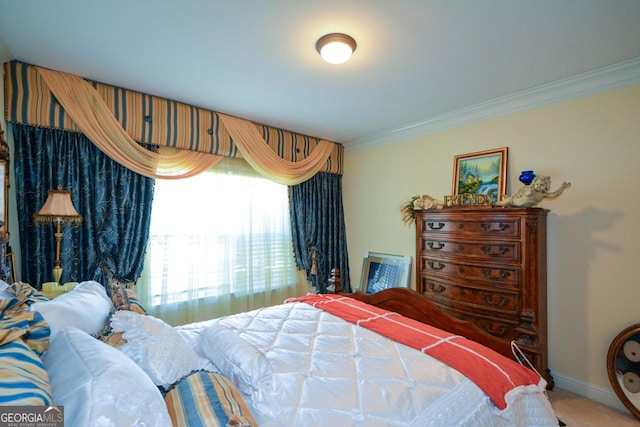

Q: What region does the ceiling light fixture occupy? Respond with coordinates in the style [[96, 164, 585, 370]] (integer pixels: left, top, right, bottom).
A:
[[316, 33, 357, 65]]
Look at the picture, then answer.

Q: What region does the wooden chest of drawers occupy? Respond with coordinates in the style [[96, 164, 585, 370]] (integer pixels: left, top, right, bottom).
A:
[[415, 207, 550, 383]]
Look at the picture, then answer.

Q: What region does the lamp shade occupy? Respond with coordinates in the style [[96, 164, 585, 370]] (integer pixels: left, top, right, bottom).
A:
[[33, 188, 83, 224], [316, 33, 357, 64]]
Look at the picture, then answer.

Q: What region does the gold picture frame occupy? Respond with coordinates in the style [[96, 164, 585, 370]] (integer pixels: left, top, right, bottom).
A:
[[452, 147, 508, 204]]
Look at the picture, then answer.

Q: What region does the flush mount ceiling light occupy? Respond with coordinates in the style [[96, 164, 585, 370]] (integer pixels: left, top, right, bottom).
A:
[[316, 33, 357, 64]]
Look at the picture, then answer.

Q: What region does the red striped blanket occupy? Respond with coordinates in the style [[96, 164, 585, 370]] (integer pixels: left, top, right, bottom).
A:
[[287, 293, 544, 410]]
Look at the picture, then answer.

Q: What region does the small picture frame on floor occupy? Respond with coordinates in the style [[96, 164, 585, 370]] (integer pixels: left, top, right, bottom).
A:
[[359, 252, 411, 294]]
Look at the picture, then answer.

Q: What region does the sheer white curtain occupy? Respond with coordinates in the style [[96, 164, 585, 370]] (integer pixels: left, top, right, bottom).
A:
[[137, 157, 309, 326]]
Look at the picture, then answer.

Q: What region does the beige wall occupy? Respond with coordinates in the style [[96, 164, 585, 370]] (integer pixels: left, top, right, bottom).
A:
[[343, 83, 640, 403]]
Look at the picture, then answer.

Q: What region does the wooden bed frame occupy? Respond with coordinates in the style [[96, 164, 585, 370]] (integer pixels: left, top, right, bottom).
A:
[[346, 287, 514, 362], [329, 268, 546, 383], [347, 287, 560, 422]]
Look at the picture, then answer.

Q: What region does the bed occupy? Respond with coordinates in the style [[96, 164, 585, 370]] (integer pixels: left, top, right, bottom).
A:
[[0, 279, 559, 426]]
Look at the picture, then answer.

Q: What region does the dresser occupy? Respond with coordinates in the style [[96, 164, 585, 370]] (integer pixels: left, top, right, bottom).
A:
[[415, 207, 551, 385]]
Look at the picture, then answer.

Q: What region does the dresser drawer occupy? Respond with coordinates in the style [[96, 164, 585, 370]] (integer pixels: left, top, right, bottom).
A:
[[417, 215, 521, 239], [419, 256, 520, 287], [419, 275, 520, 316], [433, 302, 518, 340], [415, 208, 549, 380], [419, 236, 521, 262]]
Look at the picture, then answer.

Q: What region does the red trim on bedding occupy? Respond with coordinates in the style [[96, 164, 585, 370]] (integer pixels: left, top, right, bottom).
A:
[[287, 294, 542, 410]]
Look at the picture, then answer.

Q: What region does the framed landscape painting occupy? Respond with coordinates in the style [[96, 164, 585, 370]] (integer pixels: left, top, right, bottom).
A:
[[452, 147, 508, 204]]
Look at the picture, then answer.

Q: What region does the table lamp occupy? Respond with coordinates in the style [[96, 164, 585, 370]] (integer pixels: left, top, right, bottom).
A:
[[33, 186, 82, 283]]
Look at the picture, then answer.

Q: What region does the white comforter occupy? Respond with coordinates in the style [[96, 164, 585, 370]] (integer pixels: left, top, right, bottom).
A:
[[176, 301, 558, 427]]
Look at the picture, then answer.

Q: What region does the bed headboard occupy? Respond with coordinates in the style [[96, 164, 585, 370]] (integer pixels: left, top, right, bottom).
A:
[[346, 287, 513, 360]]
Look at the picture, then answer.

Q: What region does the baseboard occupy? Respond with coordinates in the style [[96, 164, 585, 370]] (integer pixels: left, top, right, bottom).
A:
[[551, 370, 627, 413]]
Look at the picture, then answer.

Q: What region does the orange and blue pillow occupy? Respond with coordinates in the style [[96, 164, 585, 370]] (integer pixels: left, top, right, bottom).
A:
[[165, 371, 257, 427], [0, 338, 53, 405]]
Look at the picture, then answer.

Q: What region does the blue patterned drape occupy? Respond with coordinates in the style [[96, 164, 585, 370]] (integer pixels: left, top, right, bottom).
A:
[[13, 124, 154, 286], [289, 172, 350, 293]]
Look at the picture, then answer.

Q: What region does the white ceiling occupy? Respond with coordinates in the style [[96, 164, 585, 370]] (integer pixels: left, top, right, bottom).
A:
[[1, 1, 639, 151]]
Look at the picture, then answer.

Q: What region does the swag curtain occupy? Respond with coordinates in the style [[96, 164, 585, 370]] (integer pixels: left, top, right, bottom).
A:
[[36, 66, 223, 179], [217, 113, 334, 185], [5, 62, 344, 180], [35, 66, 336, 185], [13, 124, 154, 286]]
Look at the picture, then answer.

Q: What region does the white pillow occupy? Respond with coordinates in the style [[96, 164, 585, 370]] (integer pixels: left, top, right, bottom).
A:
[[110, 310, 214, 389], [201, 323, 273, 396], [43, 327, 171, 427], [30, 281, 112, 338]]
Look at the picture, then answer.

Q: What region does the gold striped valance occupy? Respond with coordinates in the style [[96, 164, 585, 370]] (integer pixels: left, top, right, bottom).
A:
[[3, 61, 343, 175]]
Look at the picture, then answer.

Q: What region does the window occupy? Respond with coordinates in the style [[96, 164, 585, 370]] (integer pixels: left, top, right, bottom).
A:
[[142, 158, 299, 308]]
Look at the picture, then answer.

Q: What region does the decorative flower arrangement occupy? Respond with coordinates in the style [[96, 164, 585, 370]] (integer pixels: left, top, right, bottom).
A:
[[400, 194, 446, 225], [400, 195, 420, 226]]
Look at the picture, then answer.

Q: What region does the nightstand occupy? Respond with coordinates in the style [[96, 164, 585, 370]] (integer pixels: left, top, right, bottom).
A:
[[42, 281, 78, 299]]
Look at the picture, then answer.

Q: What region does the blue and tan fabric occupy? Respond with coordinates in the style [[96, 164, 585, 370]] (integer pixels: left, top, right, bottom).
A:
[[1, 282, 50, 354], [0, 283, 52, 406], [107, 281, 131, 311], [0, 338, 53, 406], [5, 281, 49, 305], [125, 288, 148, 315], [165, 371, 257, 427], [97, 286, 146, 348], [4, 61, 343, 175]]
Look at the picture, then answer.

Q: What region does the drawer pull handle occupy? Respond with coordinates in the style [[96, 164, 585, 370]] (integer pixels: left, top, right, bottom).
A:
[[428, 282, 446, 293], [428, 261, 445, 271], [482, 323, 510, 337], [482, 269, 512, 280], [483, 295, 510, 306], [481, 223, 510, 232], [481, 246, 510, 256], [427, 222, 445, 230], [427, 241, 445, 250]]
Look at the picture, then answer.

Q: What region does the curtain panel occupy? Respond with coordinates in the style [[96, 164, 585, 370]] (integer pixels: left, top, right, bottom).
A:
[[13, 124, 154, 286], [4, 61, 344, 176], [290, 172, 351, 292]]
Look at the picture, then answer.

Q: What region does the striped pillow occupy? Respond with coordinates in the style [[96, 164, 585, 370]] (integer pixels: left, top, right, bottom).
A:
[[125, 288, 148, 315], [0, 339, 53, 405], [165, 371, 257, 427], [1, 282, 51, 355]]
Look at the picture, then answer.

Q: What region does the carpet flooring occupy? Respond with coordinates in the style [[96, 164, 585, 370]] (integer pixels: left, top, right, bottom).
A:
[[548, 388, 639, 426]]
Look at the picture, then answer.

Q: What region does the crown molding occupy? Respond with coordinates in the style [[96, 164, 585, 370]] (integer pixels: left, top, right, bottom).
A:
[[346, 56, 640, 153]]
